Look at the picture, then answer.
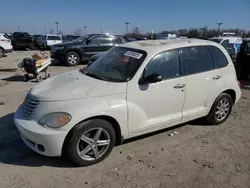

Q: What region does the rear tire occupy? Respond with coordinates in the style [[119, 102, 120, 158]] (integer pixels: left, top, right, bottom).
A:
[[66, 119, 116, 166], [206, 93, 233, 125], [65, 52, 80, 66], [0, 48, 4, 58]]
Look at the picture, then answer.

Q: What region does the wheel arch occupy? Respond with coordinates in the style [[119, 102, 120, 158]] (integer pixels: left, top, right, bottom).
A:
[[62, 115, 123, 156], [222, 89, 236, 104]]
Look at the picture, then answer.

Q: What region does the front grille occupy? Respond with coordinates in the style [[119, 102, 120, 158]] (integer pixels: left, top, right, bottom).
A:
[[20, 94, 40, 119]]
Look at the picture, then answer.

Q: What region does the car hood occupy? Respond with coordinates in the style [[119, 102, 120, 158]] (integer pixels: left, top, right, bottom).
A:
[[29, 70, 127, 101]]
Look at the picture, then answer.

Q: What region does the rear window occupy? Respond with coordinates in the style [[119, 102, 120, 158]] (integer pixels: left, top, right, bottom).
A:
[[47, 36, 61, 40], [3, 34, 9, 39]]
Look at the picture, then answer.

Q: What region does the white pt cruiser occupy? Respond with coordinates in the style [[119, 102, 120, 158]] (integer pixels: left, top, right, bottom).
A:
[[14, 39, 241, 166]]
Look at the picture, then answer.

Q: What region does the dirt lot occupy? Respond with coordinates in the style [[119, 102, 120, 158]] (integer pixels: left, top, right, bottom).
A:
[[0, 51, 249, 188]]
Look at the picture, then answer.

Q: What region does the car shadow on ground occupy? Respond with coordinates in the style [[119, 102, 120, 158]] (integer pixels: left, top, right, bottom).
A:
[[0, 113, 75, 168], [1, 75, 25, 82], [0, 112, 213, 168]]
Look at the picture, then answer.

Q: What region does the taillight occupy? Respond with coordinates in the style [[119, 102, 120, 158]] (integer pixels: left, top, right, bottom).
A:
[[0, 39, 10, 43], [237, 80, 241, 88]]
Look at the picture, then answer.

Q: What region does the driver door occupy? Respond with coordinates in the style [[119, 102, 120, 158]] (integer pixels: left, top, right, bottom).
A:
[[127, 49, 186, 136], [82, 35, 101, 58]]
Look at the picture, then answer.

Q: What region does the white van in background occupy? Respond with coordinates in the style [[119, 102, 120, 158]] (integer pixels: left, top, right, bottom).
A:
[[209, 36, 242, 62]]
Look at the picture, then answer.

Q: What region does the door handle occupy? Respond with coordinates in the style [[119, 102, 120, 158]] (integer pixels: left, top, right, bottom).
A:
[[174, 84, 185, 89], [213, 75, 221, 80]]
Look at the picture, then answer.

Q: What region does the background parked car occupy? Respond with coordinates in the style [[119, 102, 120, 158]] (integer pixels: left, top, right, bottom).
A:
[[0, 33, 13, 57], [36, 34, 62, 49], [32, 34, 42, 47], [235, 40, 250, 80], [10, 32, 34, 50], [50, 33, 128, 66], [87, 52, 105, 65]]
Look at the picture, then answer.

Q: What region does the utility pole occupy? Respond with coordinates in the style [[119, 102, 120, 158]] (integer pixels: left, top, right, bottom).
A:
[[84, 26, 87, 35], [17, 26, 20, 32], [125, 22, 129, 34], [55, 22, 59, 35], [217, 22, 222, 35]]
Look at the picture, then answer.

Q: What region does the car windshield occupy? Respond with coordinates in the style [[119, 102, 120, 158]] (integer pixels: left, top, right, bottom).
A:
[[74, 35, 89, 42], [209, 38, 223, 44], [83, 47, 147, 82]]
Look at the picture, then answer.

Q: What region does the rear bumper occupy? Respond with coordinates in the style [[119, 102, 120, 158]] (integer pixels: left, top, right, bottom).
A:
[[5, 49, 13, 53]]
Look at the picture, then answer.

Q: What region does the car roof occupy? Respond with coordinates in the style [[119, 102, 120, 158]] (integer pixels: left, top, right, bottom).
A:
[[87, 33, 123, 37], [46, 34, 61, 36], [119, 38, 224, 56]]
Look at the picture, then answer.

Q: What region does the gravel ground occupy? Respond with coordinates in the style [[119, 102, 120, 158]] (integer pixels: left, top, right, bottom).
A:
[[0, 51, 249, 188]]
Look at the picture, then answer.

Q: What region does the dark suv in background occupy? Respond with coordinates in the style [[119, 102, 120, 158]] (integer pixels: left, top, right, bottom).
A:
[[51, 33, 128, 66]]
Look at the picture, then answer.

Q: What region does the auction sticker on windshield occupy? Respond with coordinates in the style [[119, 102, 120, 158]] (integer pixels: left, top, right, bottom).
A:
[[124, 51, 143, 59]]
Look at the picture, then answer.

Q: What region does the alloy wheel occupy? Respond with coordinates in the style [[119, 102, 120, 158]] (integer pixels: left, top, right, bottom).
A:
[[76, 128, 111, 161], [215, 98, 230, 121], [68, 55, 78, 64]]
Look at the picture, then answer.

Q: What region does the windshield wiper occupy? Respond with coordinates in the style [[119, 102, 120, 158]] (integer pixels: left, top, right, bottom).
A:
[[85, 72, 108, 81]]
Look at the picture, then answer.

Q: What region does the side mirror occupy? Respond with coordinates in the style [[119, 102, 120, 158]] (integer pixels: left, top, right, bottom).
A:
[[84, 40, 89, 45], [139, 73, 162, 84], [245, 42, 250, 55]]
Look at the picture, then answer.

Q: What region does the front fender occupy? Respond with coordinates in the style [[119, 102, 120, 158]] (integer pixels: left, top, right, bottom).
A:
[[36, 94, 129, 139]]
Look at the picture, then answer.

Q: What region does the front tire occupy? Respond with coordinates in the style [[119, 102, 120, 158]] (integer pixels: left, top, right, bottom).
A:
[[67, 119, 116, 166], [206, 93, 233, 125], [65, 52, 80, 66]]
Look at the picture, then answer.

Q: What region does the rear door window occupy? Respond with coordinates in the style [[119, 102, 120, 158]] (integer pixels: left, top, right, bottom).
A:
[[179, 46, 214, 75], [99, 36, 114, 45], [208, 46, 228, 68], [87, 36, 100, 45]]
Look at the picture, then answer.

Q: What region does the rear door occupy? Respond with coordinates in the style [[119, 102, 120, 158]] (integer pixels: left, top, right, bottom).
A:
[[180, 46, 224, 122]]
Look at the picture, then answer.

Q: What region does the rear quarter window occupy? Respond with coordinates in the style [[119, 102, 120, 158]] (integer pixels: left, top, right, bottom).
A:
[[208, 46, 228, 69]]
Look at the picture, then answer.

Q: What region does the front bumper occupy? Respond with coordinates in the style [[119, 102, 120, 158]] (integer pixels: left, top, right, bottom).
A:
[[14, 106, 68, 157], [50, 50, 65, 62]]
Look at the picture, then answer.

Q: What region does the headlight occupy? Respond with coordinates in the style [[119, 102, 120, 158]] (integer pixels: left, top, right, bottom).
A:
[[38, 112, 71, 128]]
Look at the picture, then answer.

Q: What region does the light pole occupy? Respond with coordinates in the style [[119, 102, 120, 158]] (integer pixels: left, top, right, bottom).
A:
[[17, 26, 20, 32], [100, 29, 103, 33], [84, 26, 87, 35], [55, 22, 59, 35], [217, 22, 222, 35], [125, 22, 129, 34]]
